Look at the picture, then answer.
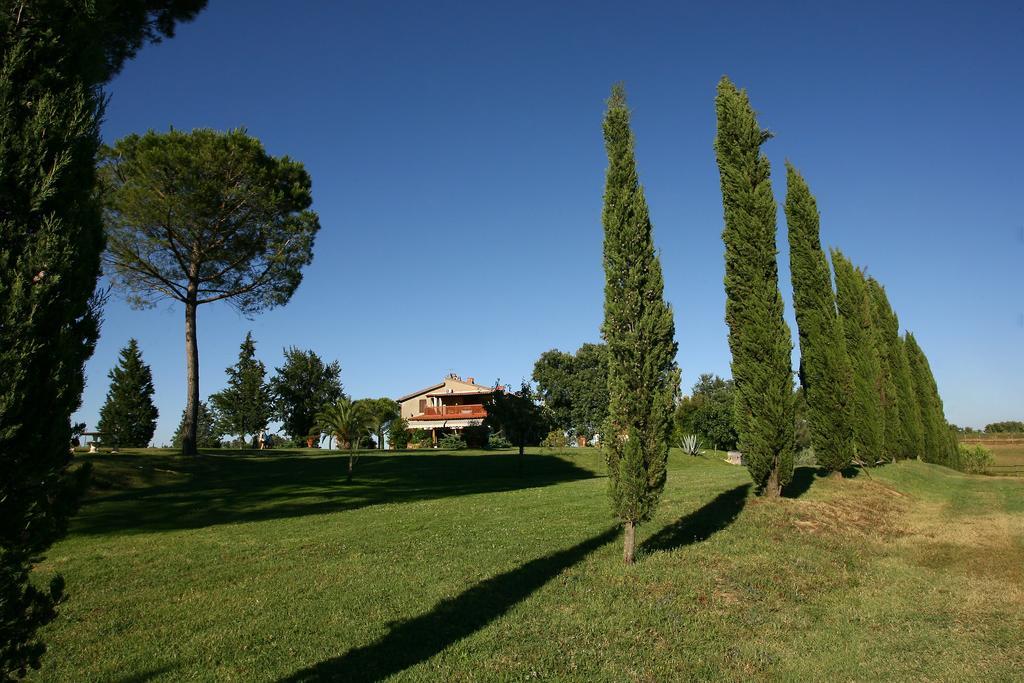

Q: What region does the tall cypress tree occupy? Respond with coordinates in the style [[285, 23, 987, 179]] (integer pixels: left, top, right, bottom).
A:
[[831, 250, 885, 465], [898, 336, 925, 459], [904, 333, 950, 464], [96, 339, 158, 447], [713, 77, 794, 496], [210, 332, 272, 447], [866, 278, 907, 461], [0, 4, 204, 675], [784, 164, 854, 476], [601, 84, 679, 564]]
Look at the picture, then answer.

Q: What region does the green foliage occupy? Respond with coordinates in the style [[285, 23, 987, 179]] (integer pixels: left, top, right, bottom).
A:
[[317, 398, 372, 450], [784, 165, 854, 473], [411, 429, 433, 448], [0, 2, 204, 675], [865, 278, 916, 460], [96, 339, 158, 447], [532, 343, 609, 439], [540, 429, 570, 449], [487, 431, 513, 449], [957, 444, 993, 474], [985, 421, 1024, 433], [437, 433, 467, 450], [601, 84, 679, 541], [100, 127, 319, 454], [831, 250, 885, 466], [675, 374, 739, 451], [461, 425, 490, 449], [387, 417, 410, 449], [209, 332, 272, 447], [359, 398, 400, 450], [713, 77, 794, 495], [904, 333, 953, 465], [171, 402, 221, 449], [270, 348, 343, 441], [485, 382, 549, 456]]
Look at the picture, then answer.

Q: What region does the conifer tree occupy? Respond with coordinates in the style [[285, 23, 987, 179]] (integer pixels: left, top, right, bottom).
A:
[[172, 402, 221, 449], [784, 164, 854, 475], [96, 339, 158, 447], [904, 333, 950, 464], [210, 332, 272, 447], [898, 337, 926, 459], [866, 278, 908, 461], [713, 77, 794, 496], [1, 4, 204, 675], [831, 251, 885, 465], [601, 84, 679, 564]]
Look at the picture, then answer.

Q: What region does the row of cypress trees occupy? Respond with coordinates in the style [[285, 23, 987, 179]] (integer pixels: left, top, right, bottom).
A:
[[715, 77, 956, 490]]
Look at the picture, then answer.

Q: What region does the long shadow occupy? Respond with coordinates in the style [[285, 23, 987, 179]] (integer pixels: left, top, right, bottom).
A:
[[278, 526, 619, 682], [641, 483, 751, 553], [71, 452, 600, 537], [783, 466, 819, 499]]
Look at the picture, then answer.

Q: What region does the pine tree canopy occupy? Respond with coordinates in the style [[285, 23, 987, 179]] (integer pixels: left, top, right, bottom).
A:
[[784, 164, 854, 474], [904, 333, 952, 465], [96, 339, 159, 447], [600, 84, 679, 562], [866, 278, 907, 462], [713, 77, 794, 495]]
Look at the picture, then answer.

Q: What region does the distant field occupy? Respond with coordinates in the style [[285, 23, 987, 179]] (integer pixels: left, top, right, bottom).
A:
[[30, 448, 1024, 680], [960, 436, 1024, 475]]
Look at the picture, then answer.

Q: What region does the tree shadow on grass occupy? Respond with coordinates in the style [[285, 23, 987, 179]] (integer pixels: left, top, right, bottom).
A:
[[72, 453, 600, 537], [641, 483, 751, 553], [278, 526, 619, 682], [783, 465, 866, 499]]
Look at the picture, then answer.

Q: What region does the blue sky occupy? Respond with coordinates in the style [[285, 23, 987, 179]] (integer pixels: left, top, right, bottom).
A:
[[75, 0, 1023, 444]]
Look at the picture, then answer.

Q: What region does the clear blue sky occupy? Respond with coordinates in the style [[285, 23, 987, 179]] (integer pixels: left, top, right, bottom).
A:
[[75, 0, 1024, 444]]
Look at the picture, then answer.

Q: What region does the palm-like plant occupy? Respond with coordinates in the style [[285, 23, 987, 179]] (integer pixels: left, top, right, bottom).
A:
[[316, 398, 373, 482]]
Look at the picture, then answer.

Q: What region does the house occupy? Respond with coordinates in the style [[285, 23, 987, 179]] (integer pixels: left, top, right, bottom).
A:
[[397, 373, 499, 446]]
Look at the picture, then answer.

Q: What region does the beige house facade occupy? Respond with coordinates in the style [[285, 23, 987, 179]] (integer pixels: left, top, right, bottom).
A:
[[397, 374, 498, 444]]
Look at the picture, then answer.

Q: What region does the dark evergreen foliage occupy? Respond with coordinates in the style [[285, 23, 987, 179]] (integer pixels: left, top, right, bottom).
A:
[[866, 278, 910, 461], [713, 78, 794, 495], [100, 128, 320, 454], [831, 250, 885, 465], [0, 2, 204, 676], [484, 382, 550, 457], [270, 348, 344, 442], [209, 332, 272, 447], [784, 165, 854, 474], [904, 333, 952, 465], [96, 339, 158, 447], [674, 374, 739, 451], [600, 84, 679, 563], [172, 402, 221, 449]]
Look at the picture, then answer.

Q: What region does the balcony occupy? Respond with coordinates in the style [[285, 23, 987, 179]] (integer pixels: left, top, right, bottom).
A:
[[412, 403, 487, 420]]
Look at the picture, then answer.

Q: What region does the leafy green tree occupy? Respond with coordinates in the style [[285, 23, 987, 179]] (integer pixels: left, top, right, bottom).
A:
[[96, 339, 158, 447], [269, 348, 344, 443], [485, 382, 549, 457], [388, 417, 411, 449], [866, 278, 913, 461], [676, 374, 739, 451], [172, 401, 221, 449], [832, 251, 885, 466], [784, 164, 854, 475], [904, 333, 952, 464], [0, 3, 204, 676], [100, 128, 320, 455], [600, 84, 679, 564], [986, 421, 1024, 433], [532, 343, 609, 439], [209, 332, 272, 448], [713, 77, 795, 496], [359, 398, 400, 450], [317, 398, 373, 481]]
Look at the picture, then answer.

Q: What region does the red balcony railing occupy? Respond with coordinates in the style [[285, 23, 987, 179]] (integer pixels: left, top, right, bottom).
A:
[[415, 404, 487, 419]]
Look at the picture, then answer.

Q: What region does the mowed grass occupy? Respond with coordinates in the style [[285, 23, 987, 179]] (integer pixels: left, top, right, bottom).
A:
[[30, 448, 1024, 681]]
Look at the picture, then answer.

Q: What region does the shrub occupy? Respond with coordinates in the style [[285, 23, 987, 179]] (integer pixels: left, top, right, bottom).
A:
[[462, 425, 489, 449], [488, 431, 513, 449], [437, 432, 466, 450], [957, 444, 993, 474], [410, 429, 432, 448], [540, 429, 569, 449], [389, 419, 411, 449], [794, 447, 817, 467]]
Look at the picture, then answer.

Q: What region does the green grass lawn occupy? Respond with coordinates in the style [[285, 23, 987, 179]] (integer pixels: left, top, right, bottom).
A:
[[30, 448, 1024, 681]]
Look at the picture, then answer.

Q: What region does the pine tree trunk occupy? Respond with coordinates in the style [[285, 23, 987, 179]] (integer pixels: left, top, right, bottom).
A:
[[181, 292, 200, 455], [623, 520, 636, 565], [347, 452, 354, 482]]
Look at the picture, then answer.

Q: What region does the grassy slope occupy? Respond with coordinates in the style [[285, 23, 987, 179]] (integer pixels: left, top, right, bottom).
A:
[[32, 449, 1023, 681]]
